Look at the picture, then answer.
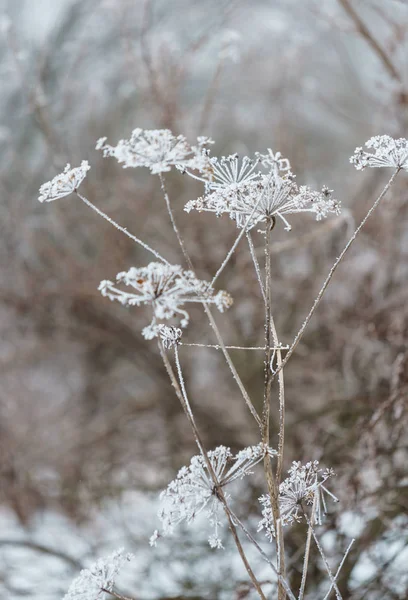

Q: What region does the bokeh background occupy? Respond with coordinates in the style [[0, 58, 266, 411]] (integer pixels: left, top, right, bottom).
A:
[[0, 0, 407, 598]]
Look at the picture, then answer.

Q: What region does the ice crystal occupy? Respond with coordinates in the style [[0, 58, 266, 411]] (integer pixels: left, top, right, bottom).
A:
[[350, 135, 408, 171], [255, 148, 291, 174], [38, 161, 90, 202], [258, 461, 338, 541], [96, 128, 212, 174], [154, 444, 276, 549], [186, 172, 340, 232], [159, 325, 182, 349], [63, 548, 134, 600], [184, 153, 261, 196], [98, 262, 232, 339]]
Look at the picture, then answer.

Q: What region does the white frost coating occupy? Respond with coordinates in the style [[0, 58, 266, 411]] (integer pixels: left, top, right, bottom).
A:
[[350, 135, 408, 171], [185, 152, 340, 231], [96, 128, 212, 174], [63, 548, 134, 600], [258, 461, 338, 541], [153, 444, 277, 549], [98, 262, 233, 339], [38, 161, 90, 202]]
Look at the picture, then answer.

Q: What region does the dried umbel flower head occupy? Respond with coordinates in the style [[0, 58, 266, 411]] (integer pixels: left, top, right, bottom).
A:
[[255, 148, 291, 174], [96, 128, 212, 174], [350, 135, 408, 171], [63, 548, 134, 600], [98, 262, 233, 339], [186, 171, 340, 232], [38, 161, 90, 202], [258, 461, 338, 541], [153, 444, 276, 549]]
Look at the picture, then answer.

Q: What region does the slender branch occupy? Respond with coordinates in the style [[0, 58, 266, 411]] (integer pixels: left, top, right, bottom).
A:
[[271, 168, 401, 383], [246, 230, 266, 303], [165, 342, 266, 600], [158, 172, 191, 267], [181, 342, 288, 351], [303, 514, 343, 600], [102, 588, 137, 600], [270, 317, 285, 485], [298, 495, 317, 600], [75, 192, 169, 264], [261, 218, 286, 600], [322, 539, 355, 600]]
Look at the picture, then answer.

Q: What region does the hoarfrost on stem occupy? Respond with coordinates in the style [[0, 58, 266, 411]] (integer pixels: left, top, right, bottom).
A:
[[153, 444, 276, 549], [38, 161, 90, 202], [350, 135, 408, 171], [258, 461, 338, 541], [63, 548, 134, 600], [98, 262, 233, 339], [96, 128, 212, 174]]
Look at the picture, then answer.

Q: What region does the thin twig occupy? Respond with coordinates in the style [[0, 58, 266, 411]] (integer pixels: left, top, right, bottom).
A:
[[162, 342, 267, 600], [102, 588, 137, 600], [270, 317, 285, 485], [158, 172, 191, 267], [271, 168, 401, 383], [322, 539, 355, 600], [75, 192, 169, 264], [181, 342, 288, 351], [246, 230, 266, 303], [298, 495, 317, 600]]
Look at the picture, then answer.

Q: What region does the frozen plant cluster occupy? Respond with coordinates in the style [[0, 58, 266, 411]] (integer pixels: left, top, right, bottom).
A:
[[96, 129, 212, 174], [63, 549, 134, 600], [258, 461, 338, 542], [38, 161, 90, 203], [152, 444, 276, 549], [37, 132, 408, 600], [184, 153, 341, 231], [98, 262, 233, 339], [350, 135, 408, 171]]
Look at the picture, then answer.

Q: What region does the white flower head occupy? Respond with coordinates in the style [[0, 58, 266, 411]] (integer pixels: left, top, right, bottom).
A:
[[258, 460, 338, 541], [63, 549, 134, 600], [38, 161, 90, 202], [350, 135, 408, 171], [154, 443, 275, 549], [186, 171, 340, 232], [159, 325, 182, 349], [96, 128, 211, 174], [98, 262, 232, 340]]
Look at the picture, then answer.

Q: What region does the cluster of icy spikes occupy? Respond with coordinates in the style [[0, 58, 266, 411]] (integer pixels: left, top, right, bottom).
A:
[[350, 135, 408, 171], [159, 325, 183, 349], [186, 170, 341, 232], [258, 461, 338, 542], [63, 549, 134, 600], [98, 262, 233, 340], [38, 161, 90, 202], [96, 128, 213, 174], [151, 443, 277, 550]]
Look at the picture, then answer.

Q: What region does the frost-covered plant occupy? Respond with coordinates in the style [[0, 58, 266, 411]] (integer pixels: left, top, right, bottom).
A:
[[96, 128, 212, 174], [185, 150, 340, 231], [38, 161, 90, 202], [350, 135, 408, 171], [186, 172, 341, 231], [38, 129, 406, 600], [63, 549, 134, 600], [98, 262, 233, 339], [258, 461, 338, 541], [152, 444, 276, 549]]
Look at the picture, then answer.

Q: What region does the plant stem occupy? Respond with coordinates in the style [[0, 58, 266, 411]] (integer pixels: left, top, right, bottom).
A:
[[270, 168, 401, 383], [75, 192, 169, 264], [158, 340, 267, 600], [158, 172, 191, 268]]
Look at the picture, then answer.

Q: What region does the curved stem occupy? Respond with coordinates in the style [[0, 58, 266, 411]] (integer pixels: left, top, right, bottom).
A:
[[158, 172, 191, 268]]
